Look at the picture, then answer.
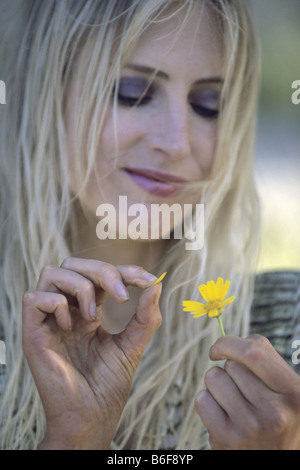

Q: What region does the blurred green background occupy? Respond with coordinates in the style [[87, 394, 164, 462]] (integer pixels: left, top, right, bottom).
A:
[[251, 0, 300, 272], [0, 0, 299, 273]]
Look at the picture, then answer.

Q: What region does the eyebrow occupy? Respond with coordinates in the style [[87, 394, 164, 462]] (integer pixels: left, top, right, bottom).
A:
[[124, 63, 223, 86]]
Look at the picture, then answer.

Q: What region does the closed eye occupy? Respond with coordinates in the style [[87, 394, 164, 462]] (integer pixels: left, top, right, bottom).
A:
[[117, 93, 152, 107], [190, 103, 219, 119], [114, 76, 154, 107], [189, 87, 220, 120]]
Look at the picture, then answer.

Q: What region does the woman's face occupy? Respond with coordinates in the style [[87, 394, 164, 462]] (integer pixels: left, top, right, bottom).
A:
[[67, 6, 222, 238]]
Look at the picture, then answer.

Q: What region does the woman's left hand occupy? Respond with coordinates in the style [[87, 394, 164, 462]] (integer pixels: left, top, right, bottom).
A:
[[195, 334, 300, 449]]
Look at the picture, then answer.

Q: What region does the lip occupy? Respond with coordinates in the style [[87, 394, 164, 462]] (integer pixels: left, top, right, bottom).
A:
[[123, 167, 187, 197]]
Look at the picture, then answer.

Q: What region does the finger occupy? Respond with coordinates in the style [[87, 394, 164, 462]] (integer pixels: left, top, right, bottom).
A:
[[61, 258, 157, 301], [22, 290, 71, 336], [194, 389, 228, 449], [203, 366, 253, 425], [116, 284, 162, 365], [209, 335, 298, 394], [116, 265, 158, 287], [224, 359, 277, 411], [37, 265, 97, 322]]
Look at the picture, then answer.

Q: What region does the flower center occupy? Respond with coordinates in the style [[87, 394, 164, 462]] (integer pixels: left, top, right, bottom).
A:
[[207, 300, 224, 318]]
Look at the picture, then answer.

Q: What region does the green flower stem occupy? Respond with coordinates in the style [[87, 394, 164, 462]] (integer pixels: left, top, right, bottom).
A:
[[217, 317, 226, 337]]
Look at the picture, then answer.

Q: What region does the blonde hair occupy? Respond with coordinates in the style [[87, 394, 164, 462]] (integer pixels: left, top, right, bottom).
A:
[[0, 0, 261, 449]]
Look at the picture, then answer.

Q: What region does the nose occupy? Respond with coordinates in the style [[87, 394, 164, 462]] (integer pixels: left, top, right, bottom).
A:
[[147, 103, 191, 161]]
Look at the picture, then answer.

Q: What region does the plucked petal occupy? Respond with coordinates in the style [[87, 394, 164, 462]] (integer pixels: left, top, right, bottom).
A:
[[152, 272, 167, 286]]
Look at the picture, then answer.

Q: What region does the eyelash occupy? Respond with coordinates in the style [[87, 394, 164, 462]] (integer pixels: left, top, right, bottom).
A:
[[190, 104, 219, 119], [117, 92, 219, 120], [117, 94, 151, 107]]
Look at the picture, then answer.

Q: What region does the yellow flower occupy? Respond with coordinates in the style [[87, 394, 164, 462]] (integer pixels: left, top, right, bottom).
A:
[[182, 278, 235, 336]]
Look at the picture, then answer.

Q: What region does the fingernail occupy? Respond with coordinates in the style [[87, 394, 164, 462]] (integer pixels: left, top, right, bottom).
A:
[[89, 301, 98, 320], [142, 272, 157, 283], [153, 283, 162, 305], [115, 281, 129, 300]]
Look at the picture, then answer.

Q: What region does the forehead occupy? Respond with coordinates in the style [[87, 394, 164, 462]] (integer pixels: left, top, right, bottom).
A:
[[125, 4, 222, 79]]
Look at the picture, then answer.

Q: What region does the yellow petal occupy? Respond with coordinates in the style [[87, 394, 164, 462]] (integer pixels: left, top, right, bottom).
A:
[[182, 300, 205, 312], [221, 296, 235, 308], [207, 280, 217, 299], [221, 280, 230, 300], [191, 310, 209, 318], [198, 284, 211, 301], [216, 277, 224, 299], [151, 272, 167, 286]]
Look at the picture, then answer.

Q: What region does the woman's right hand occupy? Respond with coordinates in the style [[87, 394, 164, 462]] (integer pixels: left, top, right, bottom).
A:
[[22, 258, 162, 450]]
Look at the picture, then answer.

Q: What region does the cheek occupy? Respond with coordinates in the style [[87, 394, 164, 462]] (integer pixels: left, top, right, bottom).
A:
[[78, 111, 144, 212], [98, 108, 143, 163], [192, 121, 218, 178]]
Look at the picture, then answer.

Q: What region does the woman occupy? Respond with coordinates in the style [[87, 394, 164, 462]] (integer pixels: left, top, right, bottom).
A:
[[0, 0, 300, 450]]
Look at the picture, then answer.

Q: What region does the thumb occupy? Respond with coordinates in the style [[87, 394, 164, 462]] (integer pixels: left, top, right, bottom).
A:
[[117, 284, 162, 362]]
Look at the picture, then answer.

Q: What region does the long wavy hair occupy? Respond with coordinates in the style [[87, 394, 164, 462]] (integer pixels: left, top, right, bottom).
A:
[[0, 0, 261, 449]]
